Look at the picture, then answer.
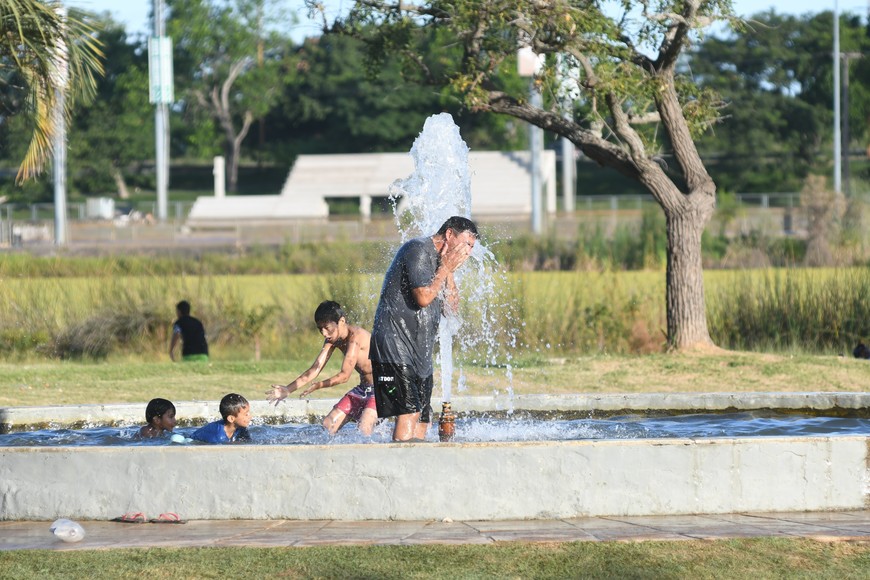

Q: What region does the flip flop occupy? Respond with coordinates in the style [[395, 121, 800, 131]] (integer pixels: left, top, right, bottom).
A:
[[149, 512, 187, 524], [111, 512, 147, 523]]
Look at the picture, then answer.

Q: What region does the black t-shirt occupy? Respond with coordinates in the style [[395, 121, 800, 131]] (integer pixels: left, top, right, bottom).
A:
[[370, 236, 441, 375], [173, 315, 209, 356]]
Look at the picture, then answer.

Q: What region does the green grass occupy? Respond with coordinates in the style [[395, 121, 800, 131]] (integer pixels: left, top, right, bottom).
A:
[[1, 539, 868, 579], [2, 351, 869, 408], [4, 267, 870, 361]]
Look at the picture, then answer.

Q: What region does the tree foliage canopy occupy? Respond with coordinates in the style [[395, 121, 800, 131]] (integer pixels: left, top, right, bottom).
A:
[[0, 0, 103, 182]]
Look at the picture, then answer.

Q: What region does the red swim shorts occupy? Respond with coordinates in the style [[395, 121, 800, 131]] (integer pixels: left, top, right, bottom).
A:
[[334, 384, 376, 421]]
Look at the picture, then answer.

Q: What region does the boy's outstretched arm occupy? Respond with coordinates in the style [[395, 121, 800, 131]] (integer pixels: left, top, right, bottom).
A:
[[299, 336, 360, 396], [266, 341, 334, 405]]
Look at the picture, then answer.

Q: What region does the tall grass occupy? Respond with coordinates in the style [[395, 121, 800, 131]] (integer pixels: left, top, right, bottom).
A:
[[707, 268, 870, 353], [2, 268, 870, 360]]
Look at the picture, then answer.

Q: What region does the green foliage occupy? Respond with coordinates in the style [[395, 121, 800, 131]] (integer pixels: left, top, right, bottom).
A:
[[690, 9, 870, 193], [0, 1, 104, 182], [67, 17, 153, 196], [708, 268, 870, 353]]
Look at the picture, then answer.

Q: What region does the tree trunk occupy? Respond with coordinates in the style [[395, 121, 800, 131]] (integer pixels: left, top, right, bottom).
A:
[[113, 168, 130, 200], [664, 197, 715, 350], [254, 334, 261, 362], [226, 143, 240, 193]]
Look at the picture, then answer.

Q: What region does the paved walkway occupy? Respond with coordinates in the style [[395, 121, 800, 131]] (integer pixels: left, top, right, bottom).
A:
[[2, 511, 870, 551]]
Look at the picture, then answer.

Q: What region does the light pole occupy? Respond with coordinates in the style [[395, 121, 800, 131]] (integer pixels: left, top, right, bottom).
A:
[[518, 47, 544, 235], [52, 6, 69, 246], [833, 0, 841, 193], [149, 0, 173, 222]]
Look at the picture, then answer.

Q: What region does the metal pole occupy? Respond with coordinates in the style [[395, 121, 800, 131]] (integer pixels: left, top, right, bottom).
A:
[[52, 6, 69, 247], [52, 88, 66, 245], [530, 82, 543, 235], [561, 133, 575, 213], [833, 0, 841, 193], [154, 0, 169, 222], [843, 53, 851, 195]]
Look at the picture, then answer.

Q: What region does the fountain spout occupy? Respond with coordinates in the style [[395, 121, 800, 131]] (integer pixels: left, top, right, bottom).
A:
[[438, 401, 456, 442]]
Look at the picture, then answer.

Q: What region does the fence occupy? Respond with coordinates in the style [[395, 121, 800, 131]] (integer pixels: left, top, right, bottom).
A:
[[0, 192, 814, 250]]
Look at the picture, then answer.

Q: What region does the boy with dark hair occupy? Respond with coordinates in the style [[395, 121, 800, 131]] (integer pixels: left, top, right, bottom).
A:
[[266, 300, 378, 436], [191, 393, 252, 443], [170, 300, 209, 362], [139, 398, 177, 438]]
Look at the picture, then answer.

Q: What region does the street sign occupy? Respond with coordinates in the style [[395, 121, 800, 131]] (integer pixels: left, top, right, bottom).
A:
[[148, 36, 174, 104]]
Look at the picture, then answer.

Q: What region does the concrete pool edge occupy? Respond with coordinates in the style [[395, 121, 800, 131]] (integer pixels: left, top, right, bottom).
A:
[[3, 391, 870, 431], [1, 436, 868, 521], [3, 392, 868, 522]]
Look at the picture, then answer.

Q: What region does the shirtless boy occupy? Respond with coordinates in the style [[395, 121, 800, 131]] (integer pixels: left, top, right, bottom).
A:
[[266, 300, 377, 436]]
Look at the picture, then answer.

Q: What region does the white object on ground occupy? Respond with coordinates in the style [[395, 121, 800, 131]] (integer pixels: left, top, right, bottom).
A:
[[49, 518, 85, 542]]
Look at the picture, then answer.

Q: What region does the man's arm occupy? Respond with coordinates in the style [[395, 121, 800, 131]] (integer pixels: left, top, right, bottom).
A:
[[169, 332, 180, 362], [411, 262, 451, 308], [443, 270, 459, 314]]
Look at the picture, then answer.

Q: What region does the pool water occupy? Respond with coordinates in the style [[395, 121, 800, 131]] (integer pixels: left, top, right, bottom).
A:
[[1, 411, 868, 447]]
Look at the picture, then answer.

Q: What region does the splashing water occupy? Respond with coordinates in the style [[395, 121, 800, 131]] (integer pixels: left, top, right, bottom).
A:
[[389, 113, 518, 406]]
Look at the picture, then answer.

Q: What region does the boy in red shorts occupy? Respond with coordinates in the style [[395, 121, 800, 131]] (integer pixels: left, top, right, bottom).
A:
[[266, 300, 378, 436]]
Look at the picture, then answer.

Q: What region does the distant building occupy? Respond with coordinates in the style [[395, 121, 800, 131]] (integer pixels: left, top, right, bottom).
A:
[[187, 151, 556, 225]]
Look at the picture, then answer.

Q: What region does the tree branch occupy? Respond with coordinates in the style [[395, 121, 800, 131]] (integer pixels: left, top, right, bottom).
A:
[[653, 0, 701, 72], [487, 90, 640, 181]]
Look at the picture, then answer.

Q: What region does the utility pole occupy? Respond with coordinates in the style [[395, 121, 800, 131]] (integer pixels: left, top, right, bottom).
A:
[[518, 47, 544, 235], [841, 52, 863, 196], [833, 0, 841, 193], [149, 0, 173, 222], [52, 6, 69, 246]]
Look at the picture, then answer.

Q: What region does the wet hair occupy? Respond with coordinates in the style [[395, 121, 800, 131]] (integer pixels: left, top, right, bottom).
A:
[[145, 398, 175, 424], [219, 393, 249, 420], [314, 300, 345, 326], [436, 216, 478, 239], [176, 300, 191, 316]]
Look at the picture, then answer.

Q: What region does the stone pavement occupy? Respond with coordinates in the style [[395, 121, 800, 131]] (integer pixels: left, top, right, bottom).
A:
[[2, 511, 869, 551]]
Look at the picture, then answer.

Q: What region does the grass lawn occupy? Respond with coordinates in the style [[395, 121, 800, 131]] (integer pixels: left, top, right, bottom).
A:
[[2, 353, 869, 576], [1, 350, 869, 408], [1, 539, 869, 579]]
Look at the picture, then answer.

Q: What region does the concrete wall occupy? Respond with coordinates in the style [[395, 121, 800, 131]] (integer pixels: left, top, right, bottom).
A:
[[2, 436, 867, 521]]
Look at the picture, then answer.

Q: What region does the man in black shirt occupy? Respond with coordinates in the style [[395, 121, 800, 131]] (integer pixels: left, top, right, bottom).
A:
[[170, 300, 209, 362]]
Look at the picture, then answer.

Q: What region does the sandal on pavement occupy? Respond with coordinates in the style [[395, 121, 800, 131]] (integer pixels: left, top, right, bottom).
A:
[[110, 512, 147, 524], [149, 512, 187, 524]]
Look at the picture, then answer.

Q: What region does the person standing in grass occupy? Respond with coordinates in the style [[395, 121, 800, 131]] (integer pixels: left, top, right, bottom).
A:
[[169, 300, 209, 362]]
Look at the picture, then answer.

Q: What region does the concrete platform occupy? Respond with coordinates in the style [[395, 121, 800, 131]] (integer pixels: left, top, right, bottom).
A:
[[3, 511, 870, 551]]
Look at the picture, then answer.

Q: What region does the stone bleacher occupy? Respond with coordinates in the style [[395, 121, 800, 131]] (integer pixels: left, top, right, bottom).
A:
[[187, 150, 555, 224]]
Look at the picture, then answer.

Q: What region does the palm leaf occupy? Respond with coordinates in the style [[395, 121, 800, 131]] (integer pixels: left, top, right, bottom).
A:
[[0, 0, 103, 182]]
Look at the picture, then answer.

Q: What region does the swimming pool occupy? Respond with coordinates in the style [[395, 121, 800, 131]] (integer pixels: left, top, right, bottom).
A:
[[1, 411, 867, 446]]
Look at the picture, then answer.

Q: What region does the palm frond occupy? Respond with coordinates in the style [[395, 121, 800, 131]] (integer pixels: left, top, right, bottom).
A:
[[0, 0, 104, 182]]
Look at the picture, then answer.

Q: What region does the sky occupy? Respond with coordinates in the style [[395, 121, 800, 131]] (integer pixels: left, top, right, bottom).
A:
[[66, 0, 868, 42]]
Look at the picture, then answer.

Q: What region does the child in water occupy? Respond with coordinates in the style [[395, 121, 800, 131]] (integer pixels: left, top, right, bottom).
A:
[[266, 300, 378, 436], [191, 393, 252, 443], [139, 398, 177, 438]]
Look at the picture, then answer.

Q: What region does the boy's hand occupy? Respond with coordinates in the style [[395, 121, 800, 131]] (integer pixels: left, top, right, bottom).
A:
[[265, 384, 291, 406]]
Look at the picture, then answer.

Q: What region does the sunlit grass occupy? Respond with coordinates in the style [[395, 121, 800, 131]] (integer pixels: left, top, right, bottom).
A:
[[1, 539, 868, 580]]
